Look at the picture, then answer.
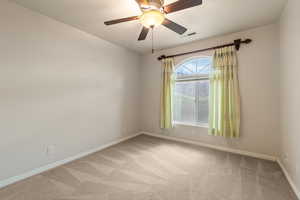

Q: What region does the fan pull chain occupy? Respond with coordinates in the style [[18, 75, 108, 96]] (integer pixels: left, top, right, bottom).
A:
[[151, 25, 154, 54]]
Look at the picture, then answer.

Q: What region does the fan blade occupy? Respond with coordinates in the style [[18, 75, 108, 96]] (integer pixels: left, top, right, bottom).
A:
[[164, 0, 202, 14], [162, 18, 187, 35], [104, 16, 139, 25], [138, 26, 149, 41]]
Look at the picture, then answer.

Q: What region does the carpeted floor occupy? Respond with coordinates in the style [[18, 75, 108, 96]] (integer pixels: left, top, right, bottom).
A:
[[0, 135, 297, 200]]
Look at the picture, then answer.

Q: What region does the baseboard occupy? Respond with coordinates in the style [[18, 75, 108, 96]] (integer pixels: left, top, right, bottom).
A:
[[277, 159, 300, 199], [0, 133, 141, 189], [141, 132, 277, 161]]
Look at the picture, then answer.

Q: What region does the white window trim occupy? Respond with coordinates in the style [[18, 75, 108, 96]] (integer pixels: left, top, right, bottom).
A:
[[175, 77, 209, 82], [174, 121, 209, 128]]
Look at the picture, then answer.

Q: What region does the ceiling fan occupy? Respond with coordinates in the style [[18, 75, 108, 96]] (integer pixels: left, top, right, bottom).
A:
[[104, 0, 203, 41]]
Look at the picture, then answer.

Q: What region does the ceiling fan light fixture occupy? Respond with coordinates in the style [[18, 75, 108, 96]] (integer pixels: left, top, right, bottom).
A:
[[139, 10, 165, 28]]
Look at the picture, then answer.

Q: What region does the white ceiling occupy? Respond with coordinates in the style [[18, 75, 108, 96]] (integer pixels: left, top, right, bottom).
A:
[[13, 0, 286, 53]]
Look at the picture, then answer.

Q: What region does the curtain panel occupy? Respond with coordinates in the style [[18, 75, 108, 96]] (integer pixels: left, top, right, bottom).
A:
[[209, 46, 241, 138], [160, 58, 175, 129]]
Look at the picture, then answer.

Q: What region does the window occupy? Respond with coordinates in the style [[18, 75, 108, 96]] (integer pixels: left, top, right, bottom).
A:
[[173, 57, 211, 126]]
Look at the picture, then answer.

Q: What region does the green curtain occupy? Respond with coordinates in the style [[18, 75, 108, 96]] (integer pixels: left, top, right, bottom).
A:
[[209, 46, 241, 138], [160, 58, 175, 129]]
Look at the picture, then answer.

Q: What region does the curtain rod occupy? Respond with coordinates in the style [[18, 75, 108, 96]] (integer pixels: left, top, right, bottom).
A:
[[157, 38, 252, 61]]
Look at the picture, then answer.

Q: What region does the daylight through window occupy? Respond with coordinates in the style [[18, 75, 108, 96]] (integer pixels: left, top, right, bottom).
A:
[[173, 57, 212, 126]]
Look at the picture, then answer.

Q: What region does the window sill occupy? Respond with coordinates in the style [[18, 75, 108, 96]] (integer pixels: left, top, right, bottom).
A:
[[174, 122, 208, 128]]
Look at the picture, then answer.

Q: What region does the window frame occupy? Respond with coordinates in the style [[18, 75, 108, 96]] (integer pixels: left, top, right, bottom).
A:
[[173, 56, 211, 128]]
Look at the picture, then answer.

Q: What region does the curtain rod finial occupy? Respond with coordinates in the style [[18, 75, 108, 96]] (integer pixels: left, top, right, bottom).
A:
[[158, 55, 166, 61], [245, 39, 252, 44]]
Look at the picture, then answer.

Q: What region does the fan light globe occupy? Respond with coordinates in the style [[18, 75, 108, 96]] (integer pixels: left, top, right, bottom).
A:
[[140, 10, 165, 28]]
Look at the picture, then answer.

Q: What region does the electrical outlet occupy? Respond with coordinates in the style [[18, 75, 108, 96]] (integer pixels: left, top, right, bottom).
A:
[[46, 145, 56, 156]]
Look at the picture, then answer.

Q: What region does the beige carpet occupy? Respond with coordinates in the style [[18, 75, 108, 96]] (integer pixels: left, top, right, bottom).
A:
[[0, 135, 297, 200]]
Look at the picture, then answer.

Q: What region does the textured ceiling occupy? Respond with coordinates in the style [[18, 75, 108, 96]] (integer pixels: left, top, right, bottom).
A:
[[13, 0, 287, 53]]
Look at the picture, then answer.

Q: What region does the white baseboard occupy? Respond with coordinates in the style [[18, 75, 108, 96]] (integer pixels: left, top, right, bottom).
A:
[[277, 159, 300, 199], [0, 133, 141, 189], [141, 132, 277, 161]]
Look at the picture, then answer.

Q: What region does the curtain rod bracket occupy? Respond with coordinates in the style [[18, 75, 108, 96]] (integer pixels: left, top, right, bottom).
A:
[[234, 39, 242, 51]]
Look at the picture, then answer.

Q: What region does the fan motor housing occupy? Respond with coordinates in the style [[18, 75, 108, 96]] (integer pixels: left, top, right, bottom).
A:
[[138, 0, 164, 10], [149, 0, 164, 8]]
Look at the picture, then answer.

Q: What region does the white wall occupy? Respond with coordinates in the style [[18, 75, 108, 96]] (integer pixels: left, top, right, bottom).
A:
[[279, 0, 300, 193], [1, 0, 296, 189], [0, 0, 140, 181], [140, 24, 280, 157]]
